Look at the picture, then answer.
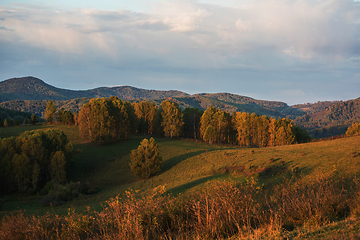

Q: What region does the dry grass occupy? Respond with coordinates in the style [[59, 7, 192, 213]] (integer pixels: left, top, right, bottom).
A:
[[1, 176, 360, 240], [1, 125, 360, 239]]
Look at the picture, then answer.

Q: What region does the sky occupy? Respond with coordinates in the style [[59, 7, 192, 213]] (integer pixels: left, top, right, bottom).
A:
[[0, 0, 360, 105]]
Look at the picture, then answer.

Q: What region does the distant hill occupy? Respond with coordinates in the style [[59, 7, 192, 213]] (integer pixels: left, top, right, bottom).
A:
[[0, 76, 293, 118], [0, 76, 189, 102], [1, 76, 359, 138]]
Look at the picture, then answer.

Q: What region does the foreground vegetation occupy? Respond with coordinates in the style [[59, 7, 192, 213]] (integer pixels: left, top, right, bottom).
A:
[[0, 123, 359, 238], [2, 176, 360, 239]]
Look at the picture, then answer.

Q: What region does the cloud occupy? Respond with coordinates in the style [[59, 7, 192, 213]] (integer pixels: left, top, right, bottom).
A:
[[1, 1, 359, 61], [0, 1, 360, 104]]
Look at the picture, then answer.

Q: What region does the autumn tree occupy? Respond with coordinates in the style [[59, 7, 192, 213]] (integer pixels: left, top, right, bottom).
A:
[[200, 106, 232, 144], [234, 112, 302, 147], [78, 97, 136, 143], [130, 137, 162, 178], [56, 108, 74, 125], [274, 118, 295, 146], [346, 122, 360, 136], [133, 101, 157, 134], [160, 100, 184, 138], [45, 100, 56, 124]]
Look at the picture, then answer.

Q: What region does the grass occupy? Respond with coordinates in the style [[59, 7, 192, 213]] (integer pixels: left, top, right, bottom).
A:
[[1, 124, 360, 238]]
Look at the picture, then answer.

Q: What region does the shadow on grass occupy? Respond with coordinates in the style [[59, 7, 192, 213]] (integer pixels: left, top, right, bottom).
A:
[[162, 150, 208, 172], [167, 174, 227, 195]]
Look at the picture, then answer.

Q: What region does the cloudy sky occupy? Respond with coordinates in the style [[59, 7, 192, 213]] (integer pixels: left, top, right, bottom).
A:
[[0, 0, 359, 105]]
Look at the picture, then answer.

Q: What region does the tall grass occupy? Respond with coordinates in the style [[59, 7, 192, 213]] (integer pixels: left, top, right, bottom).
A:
[[1, 176, 360, 239]]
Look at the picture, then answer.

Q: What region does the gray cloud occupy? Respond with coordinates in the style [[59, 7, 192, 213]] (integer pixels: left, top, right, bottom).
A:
[[0, 1, 359, 104]]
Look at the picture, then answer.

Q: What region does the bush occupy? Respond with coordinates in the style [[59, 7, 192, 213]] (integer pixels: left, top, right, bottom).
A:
[[40, 181, 97, 206], [130, 138, 162, 179]]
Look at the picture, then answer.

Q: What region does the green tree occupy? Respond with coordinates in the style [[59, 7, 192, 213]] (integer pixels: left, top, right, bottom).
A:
[[292, 126, 311, 143], [23, 117, 29, 125], [32, 162, 41, 189], [130, 138, 162, 179], [45, 100, 57, 123], [51, 151, 67, 184], [12, 153, 32, 192], [183, 107, 203, 139], [160, 100, 184, 138]]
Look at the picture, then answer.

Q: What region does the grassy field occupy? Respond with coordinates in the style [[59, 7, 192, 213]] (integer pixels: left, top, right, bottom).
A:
[[1, 124, 360, 238]]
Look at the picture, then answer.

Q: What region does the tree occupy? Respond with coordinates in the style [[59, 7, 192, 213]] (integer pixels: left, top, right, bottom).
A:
[[12, 153, 32, 192], [346, 122, 360, 136], [3, 119, 8, 127], [30, 114, 38, 125], [160, 100, 184, 138], [23, 117, 29, 125], [183, 108, 203, 139], [45, 100, 57, 124], [133, 101, 157, 134], [78, 97, 136, 143], [51, 151, 67, 184], [292, 126, 311, 143], [130, 138, 162, 179], [275, 118, 295, 146], [56, 108, 74, 125], [201, 107, 232, 144], [0, 129, 74, 194]]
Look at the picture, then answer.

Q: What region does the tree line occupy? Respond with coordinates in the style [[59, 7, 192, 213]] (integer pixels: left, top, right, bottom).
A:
[[72, 97, 310, 145], [0, 107, 39, 127]]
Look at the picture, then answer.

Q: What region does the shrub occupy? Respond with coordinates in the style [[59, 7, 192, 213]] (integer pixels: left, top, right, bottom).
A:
[[40, 181, 97, 206], [130, 138, 162, 179]]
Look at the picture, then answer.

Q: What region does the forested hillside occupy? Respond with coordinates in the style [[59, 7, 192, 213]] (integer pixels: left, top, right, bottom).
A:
[[292, 98, 360, 137], [0, 77, 188, 102], [0, 98, 91, 117]]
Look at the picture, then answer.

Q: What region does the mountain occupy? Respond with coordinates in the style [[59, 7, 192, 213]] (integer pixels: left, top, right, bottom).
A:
[[0, 76, 189, 102], [0, 76, 292, 118]]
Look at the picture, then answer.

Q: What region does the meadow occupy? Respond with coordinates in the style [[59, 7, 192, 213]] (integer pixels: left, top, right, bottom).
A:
[[1, 124, 360, 239]]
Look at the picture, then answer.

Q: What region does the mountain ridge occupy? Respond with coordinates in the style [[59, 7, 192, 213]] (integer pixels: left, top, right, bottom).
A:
[[0, 76, 294, 118], [0, 76, 189, 102]]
